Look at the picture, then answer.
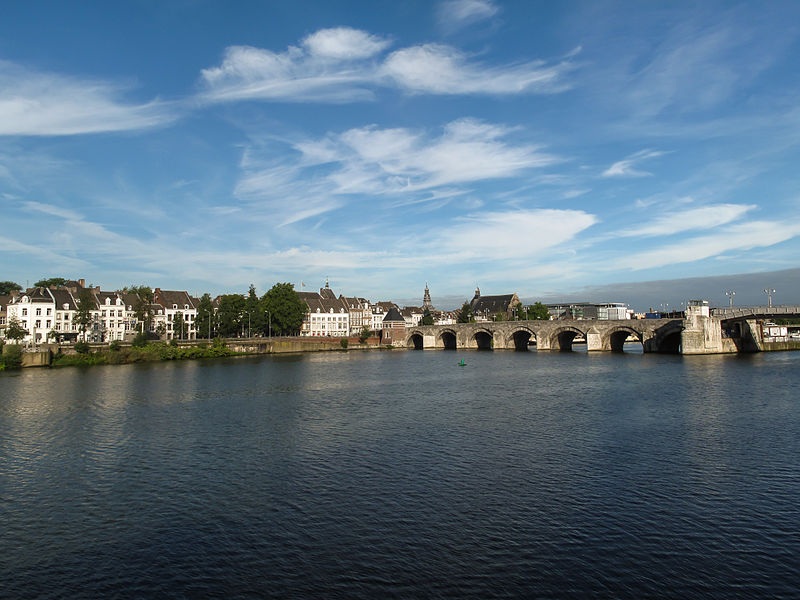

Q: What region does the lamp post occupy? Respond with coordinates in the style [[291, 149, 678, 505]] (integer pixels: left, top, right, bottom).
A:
[[265, 308, 271, 339], [725, 290, 735, 308], [764, 288, 776, 308]]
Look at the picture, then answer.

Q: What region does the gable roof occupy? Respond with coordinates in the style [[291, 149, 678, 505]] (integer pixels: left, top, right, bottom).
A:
[[383, 307, 405, 323], [471, 293, 519, 315]]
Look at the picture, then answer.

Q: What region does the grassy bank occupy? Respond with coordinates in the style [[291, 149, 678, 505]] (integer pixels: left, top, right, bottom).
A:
[[51, 339, 239, 368]]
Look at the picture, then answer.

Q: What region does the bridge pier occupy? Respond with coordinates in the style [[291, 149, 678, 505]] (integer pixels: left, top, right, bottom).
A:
[[586, 327, 602, 352]]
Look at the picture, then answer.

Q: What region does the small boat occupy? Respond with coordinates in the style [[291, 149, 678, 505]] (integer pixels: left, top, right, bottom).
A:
[[458, 359, 466, 367]]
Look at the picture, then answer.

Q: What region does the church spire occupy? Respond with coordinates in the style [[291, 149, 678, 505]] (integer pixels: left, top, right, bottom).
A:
[[423, 282, 433, 311]]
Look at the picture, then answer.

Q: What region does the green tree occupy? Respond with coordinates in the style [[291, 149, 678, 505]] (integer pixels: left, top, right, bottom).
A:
[[34, 277, 67, 288], [245, 284, 265, 337], [0, 281, 22, 295], [76, 288, 94, 341], [216, 294, 246, 337], [456, 302, 474, 323], [493, 311, 507, 321], [261, 283, 305, 336], [172, 311, 185, 340], [130, 285, 154, 333], [529, 301, 551, 320], [195, 293, 215, 339], [4, 317, 27, 343], [421, 309, 434, 326], [359, 325, 372, 343]]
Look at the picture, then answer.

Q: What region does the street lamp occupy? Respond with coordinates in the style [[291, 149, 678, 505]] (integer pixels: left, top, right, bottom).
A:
[[764, 288, 776, 308], [265, 308, 271, 339], [725, 291, 735, 308]]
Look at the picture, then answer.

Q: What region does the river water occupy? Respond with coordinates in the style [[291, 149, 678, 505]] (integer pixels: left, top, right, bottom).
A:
[[1, 348, 799, 599]]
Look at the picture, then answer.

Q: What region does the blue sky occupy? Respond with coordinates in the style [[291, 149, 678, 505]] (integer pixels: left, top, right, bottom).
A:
[[2, 1, 800, 308]]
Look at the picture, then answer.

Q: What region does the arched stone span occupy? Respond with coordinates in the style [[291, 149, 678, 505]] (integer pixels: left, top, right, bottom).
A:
[[472, 329, 494, 350], [604, 326, 643, 352], [506, 326, 537, 351], [439, 329, 457, 350], [407, 332, 424, 350], [655, 325, 683, 354], [550, 326, 586, 352]]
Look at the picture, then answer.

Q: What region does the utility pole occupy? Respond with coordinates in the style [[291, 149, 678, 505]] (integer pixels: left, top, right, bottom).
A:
[[764, 288, 776, 308]]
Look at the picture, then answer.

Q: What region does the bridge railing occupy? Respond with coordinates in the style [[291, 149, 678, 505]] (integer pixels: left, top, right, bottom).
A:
[[712, 306, 800, 318]]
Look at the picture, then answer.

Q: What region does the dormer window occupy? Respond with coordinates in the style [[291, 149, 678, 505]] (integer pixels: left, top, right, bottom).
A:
[[184, 304, 189, 310], [173, 304, 178, 309], [105, 298, 111, 305]]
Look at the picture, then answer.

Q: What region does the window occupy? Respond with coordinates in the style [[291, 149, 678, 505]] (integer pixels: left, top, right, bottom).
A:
[[22, 308, 28, 316], [184, 304, 189, 310], [36, 308, 42, 316], [35, 320, 41, 327], [173, 304, 178, 309], [47, 308, 52, 315], [46, 320, 51, 327]]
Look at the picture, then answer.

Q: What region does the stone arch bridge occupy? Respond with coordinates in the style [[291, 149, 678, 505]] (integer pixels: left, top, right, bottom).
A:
[[405, 319, 690, 353]]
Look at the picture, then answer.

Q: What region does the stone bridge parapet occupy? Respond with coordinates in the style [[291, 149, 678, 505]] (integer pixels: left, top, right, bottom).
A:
[[404, 317, 718, 354]]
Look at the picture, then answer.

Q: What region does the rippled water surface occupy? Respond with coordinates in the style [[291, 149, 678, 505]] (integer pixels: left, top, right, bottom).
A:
[[2, 349, 799, 599]]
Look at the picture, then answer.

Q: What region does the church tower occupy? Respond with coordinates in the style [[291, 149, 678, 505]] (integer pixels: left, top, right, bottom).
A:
[[422, 283, 433, 311]]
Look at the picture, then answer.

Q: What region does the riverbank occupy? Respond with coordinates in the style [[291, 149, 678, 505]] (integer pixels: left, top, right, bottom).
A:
[[1, 335, 389, 370]]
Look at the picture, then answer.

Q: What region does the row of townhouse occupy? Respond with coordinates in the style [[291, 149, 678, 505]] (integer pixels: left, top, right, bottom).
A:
[[298, 282, 457, 337], [299, 282, 402, 337], [0, 279, 198, 344]]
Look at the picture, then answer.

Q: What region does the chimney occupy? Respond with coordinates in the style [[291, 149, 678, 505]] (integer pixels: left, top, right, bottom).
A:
[[78, 279, 85, 288]]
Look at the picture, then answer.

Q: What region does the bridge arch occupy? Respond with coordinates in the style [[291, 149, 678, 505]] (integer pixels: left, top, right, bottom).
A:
[[505, 326, 537, 351], [549, 326, 586, 352], [438, 329, 457, 350], [655, 324, 683, 354], [471, 328, 494, 351], [604, 326, 643, 352], [407, 331, 424, 350]]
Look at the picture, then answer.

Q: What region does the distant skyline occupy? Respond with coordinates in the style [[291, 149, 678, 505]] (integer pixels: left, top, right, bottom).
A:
[[2, 2, 800, 303]]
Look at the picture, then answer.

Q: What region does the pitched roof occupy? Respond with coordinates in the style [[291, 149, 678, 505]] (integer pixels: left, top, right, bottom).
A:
[[50, 288, 78, 310], [471, 293, 519, 315], [383, 307, 405, 323], [153, 289, 195, 310]]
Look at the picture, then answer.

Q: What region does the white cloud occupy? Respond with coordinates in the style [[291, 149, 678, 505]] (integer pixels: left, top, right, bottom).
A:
[[293, 118, 558, 197], [382, 44, 574, 94], [200, 28, 577, 103], [302, 27, 390, 60], [435, 209, 598, 260], [621, 203, 756, 237], [0, 60, 177, 136], [438, 0, 498, 33], [602, 149, 665, 177], [617, 220, 800, 270], [199, 43, 376, 103]]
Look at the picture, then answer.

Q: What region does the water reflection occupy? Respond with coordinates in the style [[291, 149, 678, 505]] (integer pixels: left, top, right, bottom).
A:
[[2, 350, 799, 599]]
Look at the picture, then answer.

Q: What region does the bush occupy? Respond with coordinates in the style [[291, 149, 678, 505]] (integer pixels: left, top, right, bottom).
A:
[[74, 341, 90, 354], [169, 338, 179, 347], [132, 332, 148, 347], [340, 338, 348, 348], [109, 340, 121, 351], [0, 344, 22, 369]]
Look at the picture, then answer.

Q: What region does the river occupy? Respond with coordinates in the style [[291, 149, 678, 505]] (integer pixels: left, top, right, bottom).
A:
[[2, 348, 799, 598]]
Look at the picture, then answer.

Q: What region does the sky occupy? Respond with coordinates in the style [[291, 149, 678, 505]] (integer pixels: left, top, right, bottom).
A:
[[2, 1, 800, 310]]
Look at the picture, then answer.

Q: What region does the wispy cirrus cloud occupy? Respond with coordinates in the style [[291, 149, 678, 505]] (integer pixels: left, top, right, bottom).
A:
[[235, 118, 558, 225], [616, 220, 800, 270], [0, 60, 178, 136], [382, 44, 575, 95], [602, 149, 665, 177], [438, 0, 499, 33], [621, 203, 756, 237], [199, 27, 578, 103]]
